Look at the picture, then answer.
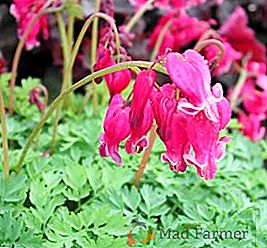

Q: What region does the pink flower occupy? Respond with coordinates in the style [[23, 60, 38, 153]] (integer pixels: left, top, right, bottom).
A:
[[204, 41, 241, 76], [29, 88, 44, 111], [151, 85, 189, 172], [129, 70, 156, 129], [126, 70, 156, 153], [238, 112, 266, 142], [149, 13, 209, 56], [129, 0, 210, 11], [125, 102, 153, 154], [166, 50, 224, 122], [219, 7, 266, 63], [95, 46, 131, 96], [10, 0, 50, 50], [239, 62, 267, 115], [99, 94, 131, 165], [184, 99, 231, 180]]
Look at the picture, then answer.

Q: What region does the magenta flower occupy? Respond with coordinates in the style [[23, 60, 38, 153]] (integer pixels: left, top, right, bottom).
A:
[[10, 0, 50, 50], [129, 0, 211, 11], [219, 7, 266, 63], [99, 94, 131, 165], [29, 89, 44, 111], [166, 50, 224, 122], [95, 46, 131, 96], [184, 107, 231, 180], [149, 13, 209, 56], [129, 70, 156, 129], [125, 102, 153, 154], [151, 85, 189, 172], [126, 70, 156, 154], [238, 112, 266, 142]]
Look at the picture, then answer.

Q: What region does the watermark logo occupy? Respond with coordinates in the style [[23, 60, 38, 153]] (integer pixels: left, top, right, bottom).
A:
[[127, 218, 156, 247]]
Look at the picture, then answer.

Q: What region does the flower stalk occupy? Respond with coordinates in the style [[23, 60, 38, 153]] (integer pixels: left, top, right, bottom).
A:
[[125, 0, 155, 32], [134, 124, 157, 187], [15, 61, 167, 174], [90, 0, 100, 115], [0, 78, 9, 182], [194, 39, 225, 70], [51, 11, 72, 153]]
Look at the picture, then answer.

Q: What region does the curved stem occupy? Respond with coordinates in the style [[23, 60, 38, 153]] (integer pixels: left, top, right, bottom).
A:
[[125, 0, 154, 33], [91, 0, 100, 115], [8, 1, 61, 115], [15, 61, 167, 174], [51, 12, 72, 152], [70, 12, 121, 72], [134, 125, 157, 187], [36, 85, 48, 118], [194, 39, 225, 70], [0, 79, 9, 182], [230, 67, 247, 110], [150, 20, 171, 61]]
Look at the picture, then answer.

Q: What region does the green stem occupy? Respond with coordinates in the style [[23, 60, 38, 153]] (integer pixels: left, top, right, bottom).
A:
[[70, 13, 121, 72], [91, 0, 100, 115], [15, 61, 167, 174], [67, 16, 75, 48], [125, 0, 154, 33], [230, 67, 247, 110], [8, 1, 62, 115], [150, 20, 171, 61], [0, 78, 9, 182], [51, 12, 72, 152]]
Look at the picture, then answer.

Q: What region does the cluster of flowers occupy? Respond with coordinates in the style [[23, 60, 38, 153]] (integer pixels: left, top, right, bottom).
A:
[[99, 50, 231, 180], [212, 7, 266, 141], [129, 0, 267, 142], [10, 0, 61, 50]]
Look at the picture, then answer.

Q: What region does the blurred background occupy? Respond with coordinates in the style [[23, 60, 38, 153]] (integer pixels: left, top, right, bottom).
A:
[[0, 0, 266, 101]]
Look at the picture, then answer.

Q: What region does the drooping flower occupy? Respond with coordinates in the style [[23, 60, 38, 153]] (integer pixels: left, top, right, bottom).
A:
[[238, 112, 266, 142], [29, 88, 44, 111], [10, 0, 51, 50], [184, 98, 231, 180], [151, 85, 189, 172], [95, 45, 131, 96], [99, 94, 131, 165], [166, 50, 224, 122], [126, 70, 156, 154], [125, 102, 153, 154], [219, 7, 266, 63], [149, 13, 209, 56]]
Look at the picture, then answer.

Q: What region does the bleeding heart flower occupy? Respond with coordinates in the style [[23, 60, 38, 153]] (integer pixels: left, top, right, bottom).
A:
[[151, 85, 190, 172], [129, 70, 156, 129], [95, 45, 131, 96], [219, 7, 266, 63], [238, 112, 266, 142], [10, 0, 52, 50], [125, 70, 156, 154], [184, 109, 231, 180], [166, 50, 224, 122], [29, 88, 44, 111], [99, 94, 131, 165], [125, 102, 153, 154], [149, 13, 209, 56]]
